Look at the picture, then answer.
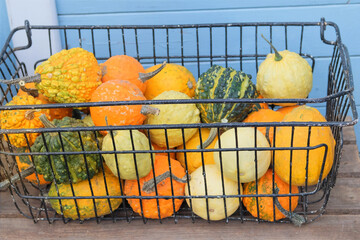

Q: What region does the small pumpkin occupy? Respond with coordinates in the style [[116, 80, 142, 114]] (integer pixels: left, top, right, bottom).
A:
[[185, 164, 241, 221], [90, 80, 148, 135], [48, 166, 122, 220], [214, 127, 271, 183], [276, 105, 301, 116], [256, 35, 313, 106], [242, 169, 304, 226], [102, 129, 154, 180], [243, 109, 284, 145], [195, 65, 257, 149], [176, 128, 217, 173], [145, 90, 200, 148], [124, 155, 186, 219], [31, 115, 101, 184], [18, 82, 73, 121], [144, 63, 196, 100], [0, 95, 50, 148], [274, 105, 336, 186]]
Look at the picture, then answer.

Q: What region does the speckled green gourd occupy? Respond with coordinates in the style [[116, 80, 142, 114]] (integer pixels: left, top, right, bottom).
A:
[[31, 116, 101, 184], [195, 65, 257, 124]]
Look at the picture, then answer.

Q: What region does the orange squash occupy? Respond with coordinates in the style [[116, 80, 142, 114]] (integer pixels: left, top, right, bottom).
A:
[[0, 95, 50, 148], [151, 143, 176, 159], [100, 55, 146, 92], [144, 63, 196, 100], [176, 128, 217, 173], [274, 105, 336, 186], [251, 94, 269, 112], [18, 82, 72, 121], [276, 105, 300, 116], [243, 109, 284, 145], [243, 169, 303, 225], [124, 155, 186, 219], [90, 80, 147, 135]]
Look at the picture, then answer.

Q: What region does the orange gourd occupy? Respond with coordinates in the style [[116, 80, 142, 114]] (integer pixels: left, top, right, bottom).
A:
[[144, 63, 196, 100], [274, 105, 336, 186], [151, 143, 176, 159], [243, 109, 284, 145], [17, 82, 72, 121], [176, 128, 217, 173], [0, 95, 50, 148], [243, 169, 303, 225], [100, 55, 146, 92], [251, 94, 269, 112], [90, 80, 147, 135], [124, 155, 186, 219], [276, 105, 300, 116]]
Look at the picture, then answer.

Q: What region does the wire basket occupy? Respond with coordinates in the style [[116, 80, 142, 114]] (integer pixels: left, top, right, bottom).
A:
[[0, 18, 357, 225]]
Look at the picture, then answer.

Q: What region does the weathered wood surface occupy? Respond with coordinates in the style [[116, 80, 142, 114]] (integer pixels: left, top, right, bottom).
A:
[[0, 125, 359, 239]]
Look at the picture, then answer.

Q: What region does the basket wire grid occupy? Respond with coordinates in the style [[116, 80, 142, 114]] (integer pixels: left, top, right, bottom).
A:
[[0, 18, 358, 224]]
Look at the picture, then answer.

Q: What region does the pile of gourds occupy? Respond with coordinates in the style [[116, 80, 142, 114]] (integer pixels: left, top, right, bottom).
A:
[[0, 36, 335, 225]]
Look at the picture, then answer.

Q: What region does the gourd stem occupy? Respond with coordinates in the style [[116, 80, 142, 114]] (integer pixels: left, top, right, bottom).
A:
[[196, 127, 217, 149], [273, 186, 306, 227], [142, 171, 189, 194], [19, 84, 39, 98], [0, 166, 35, 191], [39, 114, 57, 133], [0, 74, 42, 85], [138, 61, 167, 82], [24, 110, 40, 120], [261, 34, 283, 61], [140, 105, 160, 116]]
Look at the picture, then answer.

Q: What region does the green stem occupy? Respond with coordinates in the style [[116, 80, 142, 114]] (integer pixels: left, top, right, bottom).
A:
[[142, 171, 189, 194], [273, 186, 306, 227], [261, 34, 283, 61]]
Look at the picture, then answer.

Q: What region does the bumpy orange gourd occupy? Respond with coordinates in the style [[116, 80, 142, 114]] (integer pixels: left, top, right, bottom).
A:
[[100, 55, 146, 92], [48, 166, 122, 220], [176, 128, 217, 173], [34, 48, 102, 104], [124, 155, 186, 219], [144, 63, 196, 100], [0, 95, 50, 148], [243, 169, 299, 222], [15, 150, 50, 185], [17, 82, 72, 121], [243, 109, 284, 145], [274, 105, 336, 186], [90, 80, 147, 135]]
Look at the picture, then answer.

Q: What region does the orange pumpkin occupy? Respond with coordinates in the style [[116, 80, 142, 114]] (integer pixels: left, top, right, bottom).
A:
[[243, 109, 284, 145], [0, 95, 51, 148], [90, 80, 147, 135], [17, 82, 72, 121], [15, 151, 50, 185], [176, 128, 217, 173], [276, 105, 300, 117], [100, 55, 146, 92], [243, 169, 302, 224], [144, 63, 196, 100], [274, 105, 336, 186], [124, 155, 186, 219]]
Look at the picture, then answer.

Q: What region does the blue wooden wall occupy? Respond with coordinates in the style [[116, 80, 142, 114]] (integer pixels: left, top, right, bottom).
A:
[[1, 0, 359, 149]]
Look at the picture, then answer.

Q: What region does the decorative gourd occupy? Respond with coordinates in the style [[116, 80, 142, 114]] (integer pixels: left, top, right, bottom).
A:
[[274, 105, 335, 186], [213, 127, 271, 183], [90, 80, 150, 135], [18, 82, 73, 121], [151, 143, 176, 159], [256, 35, 313, 106], [102, 129, 154, 180], [185, 164, 241, 221], [124, 155, 186, 219], [82, 115, 104, 148], [0, 95, 50, 148], [243, 109, 284, 145], [176, 128, 217, 173], [276, 105, 301, 116], [250, 94, 269, 113], [243, 169, 304, 226], [195, 65, 257, 149], [15, 149, 50, 185], [144, 90, 200, 148], [144, 63, 196, 100], [31, 115, 101, 184], [48, 166, 122, 220]]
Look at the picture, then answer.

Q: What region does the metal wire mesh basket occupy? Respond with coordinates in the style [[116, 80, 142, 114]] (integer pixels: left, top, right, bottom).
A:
[[0, 18, 357, 225]]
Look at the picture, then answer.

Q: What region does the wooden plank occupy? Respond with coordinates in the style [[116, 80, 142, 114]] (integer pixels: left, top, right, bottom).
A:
[[56, 0, 360, 15], [0, 215, 360, 240], [338, 144, 360, 176]]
